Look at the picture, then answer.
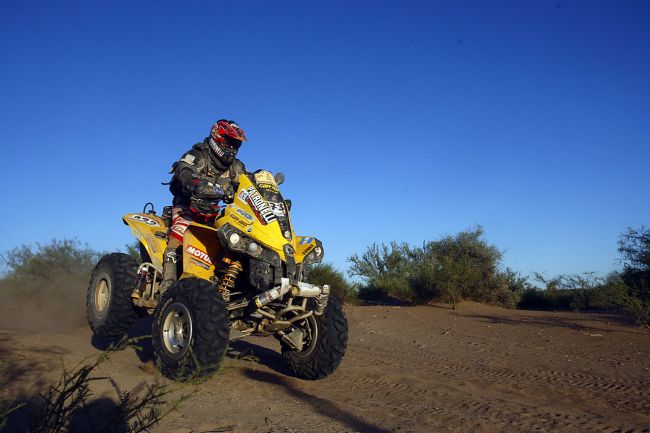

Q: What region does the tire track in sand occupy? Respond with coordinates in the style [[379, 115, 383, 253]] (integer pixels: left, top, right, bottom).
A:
[[347, 308, 650, 429]]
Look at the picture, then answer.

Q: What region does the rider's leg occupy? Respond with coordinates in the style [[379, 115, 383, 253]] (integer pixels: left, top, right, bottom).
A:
[[161, 206, 192, 293]]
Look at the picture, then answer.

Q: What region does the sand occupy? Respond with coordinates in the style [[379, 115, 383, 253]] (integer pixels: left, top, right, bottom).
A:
[[1, 301, 649, 432]]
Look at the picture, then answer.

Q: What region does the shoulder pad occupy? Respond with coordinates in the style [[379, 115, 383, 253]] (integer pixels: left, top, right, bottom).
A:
[[230, 159, 246, 175], [191, 140, 209, 151], [173, 147, 206, 172], [182, 146, 206, 162]]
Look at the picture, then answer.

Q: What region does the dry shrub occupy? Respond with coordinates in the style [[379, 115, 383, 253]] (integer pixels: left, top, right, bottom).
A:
[[0, 336, 198, 433]]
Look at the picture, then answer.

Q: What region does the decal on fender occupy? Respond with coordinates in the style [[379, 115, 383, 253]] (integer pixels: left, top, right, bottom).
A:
[[268, 201, 286, 217], [238, 187, 277, 225], [235, 207, 254, 222], [131, 228, 143, 240], [130, 215, 160, 227], [185, 245, 213, 266], [190, 258, 210, 270]]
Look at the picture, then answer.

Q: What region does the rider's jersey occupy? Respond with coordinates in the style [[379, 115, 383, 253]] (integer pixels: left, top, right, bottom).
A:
[[169, 138, 247, 207]]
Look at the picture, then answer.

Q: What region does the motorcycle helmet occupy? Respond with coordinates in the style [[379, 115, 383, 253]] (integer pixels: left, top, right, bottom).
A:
[[208, 119, 247, 167]]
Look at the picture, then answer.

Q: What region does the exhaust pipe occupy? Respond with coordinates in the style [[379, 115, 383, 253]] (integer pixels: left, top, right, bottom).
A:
[[253, 278, 292, 308], [253, 278, 328, 309]]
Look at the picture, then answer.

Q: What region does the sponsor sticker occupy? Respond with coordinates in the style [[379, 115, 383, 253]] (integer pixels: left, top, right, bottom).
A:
[[185, 245, 213, 266], [268, 201, 286, 217], [190, 258, 210, 270], [131, 228, 143, 240], [130, 215, 160, 227], [209, 139, 225, 157], [299, 237, 314, 245], [235, 207, 254, 222], [180, 154, 196, 165], [254, 171, 276, 186], [258, 182, 279, 193], [240, 186, 277, 225], [229, 213, 248, 228]]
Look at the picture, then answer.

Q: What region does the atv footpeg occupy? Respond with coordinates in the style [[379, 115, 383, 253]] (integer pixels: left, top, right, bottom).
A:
[[134, 296, 158, 309]]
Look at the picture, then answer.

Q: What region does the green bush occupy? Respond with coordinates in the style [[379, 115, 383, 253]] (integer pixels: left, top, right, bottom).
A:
[[518, 287, 574, 310], [1, 239, 100, 281], [347, 242, 416, 302], [304, 263, 357, 304], [625, 295, 650, 325], [585, 278, 629, 310], [518, 272, 631, 312], [348, 227, 526, 308], [485, 268, 530, 309]]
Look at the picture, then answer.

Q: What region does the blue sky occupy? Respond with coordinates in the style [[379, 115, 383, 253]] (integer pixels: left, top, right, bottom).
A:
[[1, 0, 648, 279]]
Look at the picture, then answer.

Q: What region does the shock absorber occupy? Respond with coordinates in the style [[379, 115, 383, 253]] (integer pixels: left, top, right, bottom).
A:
[[218, 258, 242, 301], [131, 265, 148, 300]]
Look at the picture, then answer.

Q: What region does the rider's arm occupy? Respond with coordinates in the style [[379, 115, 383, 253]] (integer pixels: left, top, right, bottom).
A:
[[172, 150, 204, 197], [219, 159, 247, 200], [230, 160, 247, 187]]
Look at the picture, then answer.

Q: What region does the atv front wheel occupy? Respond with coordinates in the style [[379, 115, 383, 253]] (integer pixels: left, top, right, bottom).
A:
[[86, 253, 139, 337], [282, 297, 348, 380], [152, 278, 230, 381]]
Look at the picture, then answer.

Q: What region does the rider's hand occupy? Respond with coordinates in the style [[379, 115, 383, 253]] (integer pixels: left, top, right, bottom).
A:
[[192, 180, 223, 200]]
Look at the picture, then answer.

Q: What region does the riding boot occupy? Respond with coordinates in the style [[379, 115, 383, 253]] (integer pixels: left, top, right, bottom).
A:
[[160, 249, 179, 293]]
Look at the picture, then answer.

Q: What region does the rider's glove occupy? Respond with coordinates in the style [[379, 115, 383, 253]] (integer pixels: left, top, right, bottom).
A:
[[192, 180, 224, 200]]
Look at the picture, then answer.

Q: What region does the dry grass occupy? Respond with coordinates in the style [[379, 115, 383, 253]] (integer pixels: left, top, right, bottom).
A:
[[0, 336, 200, 433]]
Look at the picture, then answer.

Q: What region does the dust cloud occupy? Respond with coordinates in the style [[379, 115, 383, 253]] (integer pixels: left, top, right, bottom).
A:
[[0, 273, 88, 333]]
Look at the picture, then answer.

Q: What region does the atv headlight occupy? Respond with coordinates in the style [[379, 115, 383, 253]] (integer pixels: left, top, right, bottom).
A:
[[302, 240, 324, 265], [248, 242, 260, 254], [216, 223, 281, 267]]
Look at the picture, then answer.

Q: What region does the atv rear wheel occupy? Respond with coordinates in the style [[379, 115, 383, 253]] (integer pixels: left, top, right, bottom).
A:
[[282, 297, 348, 380], [152, 278, 230, 381], [86, 253, 139, 337]]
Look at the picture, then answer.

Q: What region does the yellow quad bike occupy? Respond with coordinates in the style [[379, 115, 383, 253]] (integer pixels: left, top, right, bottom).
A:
[[86, 170, 347, 381]]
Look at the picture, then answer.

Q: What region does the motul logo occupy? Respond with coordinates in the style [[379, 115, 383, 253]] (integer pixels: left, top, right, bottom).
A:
[[185, 246, 213, 266]]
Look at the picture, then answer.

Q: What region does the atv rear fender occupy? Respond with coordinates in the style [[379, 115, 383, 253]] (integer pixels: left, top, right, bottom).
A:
[[122, 213, 168, 269]]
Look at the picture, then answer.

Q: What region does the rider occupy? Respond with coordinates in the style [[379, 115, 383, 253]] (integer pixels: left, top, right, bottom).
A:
[[161, 119, 248, 292]]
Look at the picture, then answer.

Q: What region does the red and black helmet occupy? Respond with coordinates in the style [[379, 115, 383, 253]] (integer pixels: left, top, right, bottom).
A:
[[208, 119, 247, 167]]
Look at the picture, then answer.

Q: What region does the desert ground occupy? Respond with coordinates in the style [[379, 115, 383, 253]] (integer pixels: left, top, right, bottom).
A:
[[1, 300, 649, 433]]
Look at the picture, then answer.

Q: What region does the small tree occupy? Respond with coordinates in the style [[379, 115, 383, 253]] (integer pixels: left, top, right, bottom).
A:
[[423, 226, 501, 307], [618, 226, 650, 324], [125, 240, 143, 264]]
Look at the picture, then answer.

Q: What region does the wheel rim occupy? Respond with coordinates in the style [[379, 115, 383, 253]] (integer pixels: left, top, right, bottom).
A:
[[294, 314, 319, 357], [162, 302, 193, 359], [95, 279, 110, 313]]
